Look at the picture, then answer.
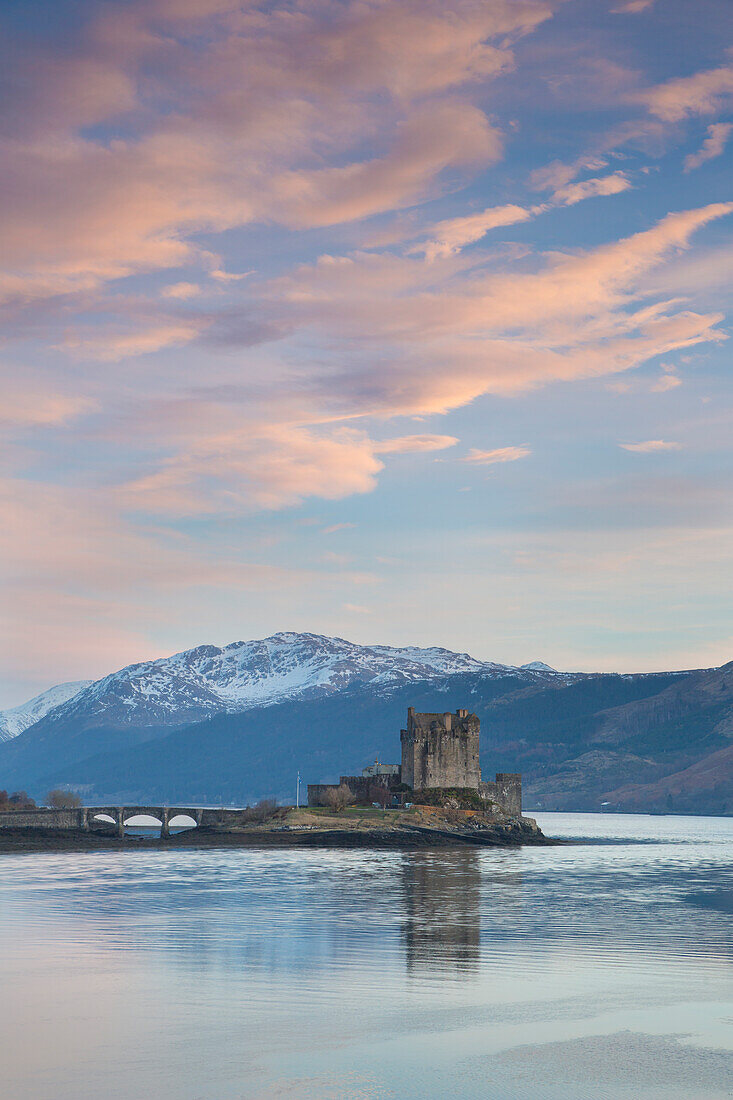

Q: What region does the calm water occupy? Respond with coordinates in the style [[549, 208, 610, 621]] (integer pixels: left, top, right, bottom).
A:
[[0, 812, 731, 1100]]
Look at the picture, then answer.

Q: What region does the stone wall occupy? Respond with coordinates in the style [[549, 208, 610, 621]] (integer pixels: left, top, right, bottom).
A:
[[0, 808, 86, 830], [401, 707, 481, 790], [479, 773, 522, 817], [307, 783, 336, 806], [308, 773, 398, 807]]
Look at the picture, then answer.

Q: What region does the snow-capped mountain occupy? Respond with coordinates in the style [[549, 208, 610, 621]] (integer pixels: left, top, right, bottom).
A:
[[0, 681, 92, 743], [2, 632, 719, 814], [13, 632, 559, 736]]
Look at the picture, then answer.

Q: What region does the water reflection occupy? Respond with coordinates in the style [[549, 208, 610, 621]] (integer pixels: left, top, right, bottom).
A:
[[402, 849, 481, 973], [0, 815, 731, 1100]]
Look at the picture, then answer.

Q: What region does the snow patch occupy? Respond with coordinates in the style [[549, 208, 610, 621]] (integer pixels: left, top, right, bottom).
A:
[[0, 681, 92, 742], [13, 633, 564, 735]]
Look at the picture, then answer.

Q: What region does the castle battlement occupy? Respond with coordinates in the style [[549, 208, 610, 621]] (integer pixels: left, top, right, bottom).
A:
[[401, 706, 481, 790]]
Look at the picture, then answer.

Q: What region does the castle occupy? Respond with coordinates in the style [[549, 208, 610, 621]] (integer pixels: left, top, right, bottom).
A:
[[308, 706, 522, 817], [401, 707, 481, 790]]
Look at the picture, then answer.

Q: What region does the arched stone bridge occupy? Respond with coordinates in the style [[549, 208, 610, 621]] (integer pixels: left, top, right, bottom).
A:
[[0, 805, 241, 837], [84, 806, 205, 838]]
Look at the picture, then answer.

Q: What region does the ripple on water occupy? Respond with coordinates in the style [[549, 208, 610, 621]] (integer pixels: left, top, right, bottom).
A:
[[0, 813, 731, 1100]]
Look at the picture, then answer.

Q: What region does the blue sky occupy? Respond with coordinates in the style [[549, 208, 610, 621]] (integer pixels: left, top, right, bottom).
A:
[[1, 0, 732, 703]]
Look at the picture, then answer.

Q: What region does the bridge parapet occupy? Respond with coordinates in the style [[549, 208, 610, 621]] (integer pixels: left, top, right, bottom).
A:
[[0, 808, 84, 830], [0, 805, 207, 836]]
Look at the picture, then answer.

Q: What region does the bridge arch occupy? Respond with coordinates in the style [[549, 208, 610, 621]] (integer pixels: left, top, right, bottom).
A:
[[78, 805, 204, 837], [123, 813, 163, 827]]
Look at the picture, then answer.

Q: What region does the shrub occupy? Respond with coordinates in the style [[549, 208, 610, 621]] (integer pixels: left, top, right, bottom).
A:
[[412, 787, 487, 811], [323, 783, 355, 812], [241, 798, 279, 824], [47, 789, 83, 809]]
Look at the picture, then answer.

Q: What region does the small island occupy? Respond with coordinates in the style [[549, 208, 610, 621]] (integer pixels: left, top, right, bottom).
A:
[[0, 802, 548, 852], [0, 706, 549, 850]]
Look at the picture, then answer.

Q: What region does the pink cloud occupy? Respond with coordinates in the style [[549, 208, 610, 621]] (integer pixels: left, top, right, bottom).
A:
[[636, 66, 733, 122], [611, 0, 655, 12], [684, 122, 733, 171], [121, 429, 454, 516], [0, 0, 547, 323], [322, 523, 357, 535], [274, 103, 502, 229], [121, 426, 389, 514], [210, 269, 253, 282], [6, 0, 731, 691], [552, 172, 632, 206], [63, 321, 202, 361], [373, 434, 459, 454], [0, 477, 288, 591], [530, 156, 609, 192], [0, 384, 92, 427], [258, 204, 731, 423], [651, 366, 682, 392], [619, 440, 682, 453], [461, 446, 532, 465], [92, 207, 727, 518], [413, 175, 630, 261], [414, 204, 533, 260], [161, 282, 201, 300]]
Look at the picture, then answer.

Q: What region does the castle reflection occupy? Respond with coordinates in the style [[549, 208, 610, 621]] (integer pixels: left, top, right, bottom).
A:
[[401, 848, 482, 974]]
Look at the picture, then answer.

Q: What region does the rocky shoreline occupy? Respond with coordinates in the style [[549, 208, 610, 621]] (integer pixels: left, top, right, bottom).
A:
[[0, 806, 554, 853]]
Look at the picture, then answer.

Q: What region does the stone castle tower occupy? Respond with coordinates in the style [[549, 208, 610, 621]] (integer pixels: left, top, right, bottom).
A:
[[309, 704, 522, 817], [400, 706, 481, 790]]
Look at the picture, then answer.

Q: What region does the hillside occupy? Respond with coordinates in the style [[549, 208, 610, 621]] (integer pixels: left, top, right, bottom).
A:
[[515, 661, 733, 813], [0, 672, 544, 802], [0, 633, 730, 814], [0, 634, 561, 798]]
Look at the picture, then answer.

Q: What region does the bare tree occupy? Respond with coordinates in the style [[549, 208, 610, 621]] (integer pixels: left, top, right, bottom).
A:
[[241, 799, 278, 824], [323, 783, 355, 812], [47, 789, 83, 809], [368, 783, 391, 809], [0, 791, 37, 811]]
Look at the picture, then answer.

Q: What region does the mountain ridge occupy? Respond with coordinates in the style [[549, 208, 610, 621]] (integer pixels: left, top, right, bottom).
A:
[[0, 633, 729, 815], [0, 631, 567, 741], [0, 681, 92, 744]]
